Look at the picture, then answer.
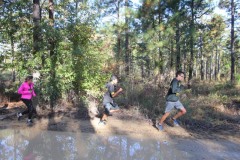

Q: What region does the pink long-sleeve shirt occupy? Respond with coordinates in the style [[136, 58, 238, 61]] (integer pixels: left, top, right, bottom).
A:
[[18, 82, 36, 100]]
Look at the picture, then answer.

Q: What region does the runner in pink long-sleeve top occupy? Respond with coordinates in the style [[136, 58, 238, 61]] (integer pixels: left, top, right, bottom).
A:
[[17, 76, 36, 124]]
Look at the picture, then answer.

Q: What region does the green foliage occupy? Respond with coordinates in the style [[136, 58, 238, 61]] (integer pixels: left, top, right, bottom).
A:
[[0, 0, 111, 107], [0, 0, 239, 108]]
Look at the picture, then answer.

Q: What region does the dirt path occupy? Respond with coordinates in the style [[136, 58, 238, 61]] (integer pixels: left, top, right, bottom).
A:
[[0, 109, 239, 141]]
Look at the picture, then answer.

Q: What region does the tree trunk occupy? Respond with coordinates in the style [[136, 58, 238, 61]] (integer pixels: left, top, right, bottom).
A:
[[125, 0, 130, 75], [146, 56, 150, 77], [141, 62, 144, 78], [183, 40, 187, 78], [49, 0, 54, 58], [176, 23, 181, 71], [215, 46, 218, 80], [125, 0, 129, 75], [10, 36, 15, 82], [210, 53, 213, 81], [170, 39, 174, 69], [188, 0, 194, 81], [49, 0, 54, 29], [213, 49, 217, 81], [218, 52, 221, 80], [195, 52, 198, 79], [158, 2, 163, 73], [117, 0, 122, 76], [49, 0, 55, 58], [200, 33, 204, 80], [205, 60, 208, 80], [33, 0, 41, 54], [230, 0, 235, 82], [49, 0, 56, 109], [130, 50, 134, 75]]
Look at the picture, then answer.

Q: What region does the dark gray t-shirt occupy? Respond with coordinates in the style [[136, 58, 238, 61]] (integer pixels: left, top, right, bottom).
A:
[[103, 82, 115, 105], [166, 78, 183, 102]]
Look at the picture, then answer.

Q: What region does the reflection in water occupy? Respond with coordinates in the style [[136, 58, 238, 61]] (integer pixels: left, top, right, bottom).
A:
[[0, 129, 239, 160], [0, 129, 183, 160]]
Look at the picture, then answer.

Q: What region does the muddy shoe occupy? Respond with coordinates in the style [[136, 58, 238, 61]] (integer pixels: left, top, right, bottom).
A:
[[155, 123, 163, 131], [17, 112, 22, 121], [171, 118, 179, 127], [27, 119, 33, 126], [98, 120, 106, 126]]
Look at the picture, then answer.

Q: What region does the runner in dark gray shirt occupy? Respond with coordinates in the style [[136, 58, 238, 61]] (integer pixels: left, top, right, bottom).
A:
[[156, 71, 187, 131], [103, 82, 115, 106], [99, 75, 123, 125]]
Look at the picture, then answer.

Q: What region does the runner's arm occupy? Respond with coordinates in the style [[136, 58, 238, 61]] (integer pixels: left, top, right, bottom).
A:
[[171, 80, 181, 93], [111, 88, 123, 98]]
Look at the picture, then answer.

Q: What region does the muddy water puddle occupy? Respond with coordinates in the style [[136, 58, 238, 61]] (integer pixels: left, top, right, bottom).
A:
[[0, 128, 239, 160]]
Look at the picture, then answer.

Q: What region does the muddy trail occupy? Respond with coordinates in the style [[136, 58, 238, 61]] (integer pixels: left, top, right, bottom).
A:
[[0, 102, 240, 160], [0, 101, 239, 139]]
